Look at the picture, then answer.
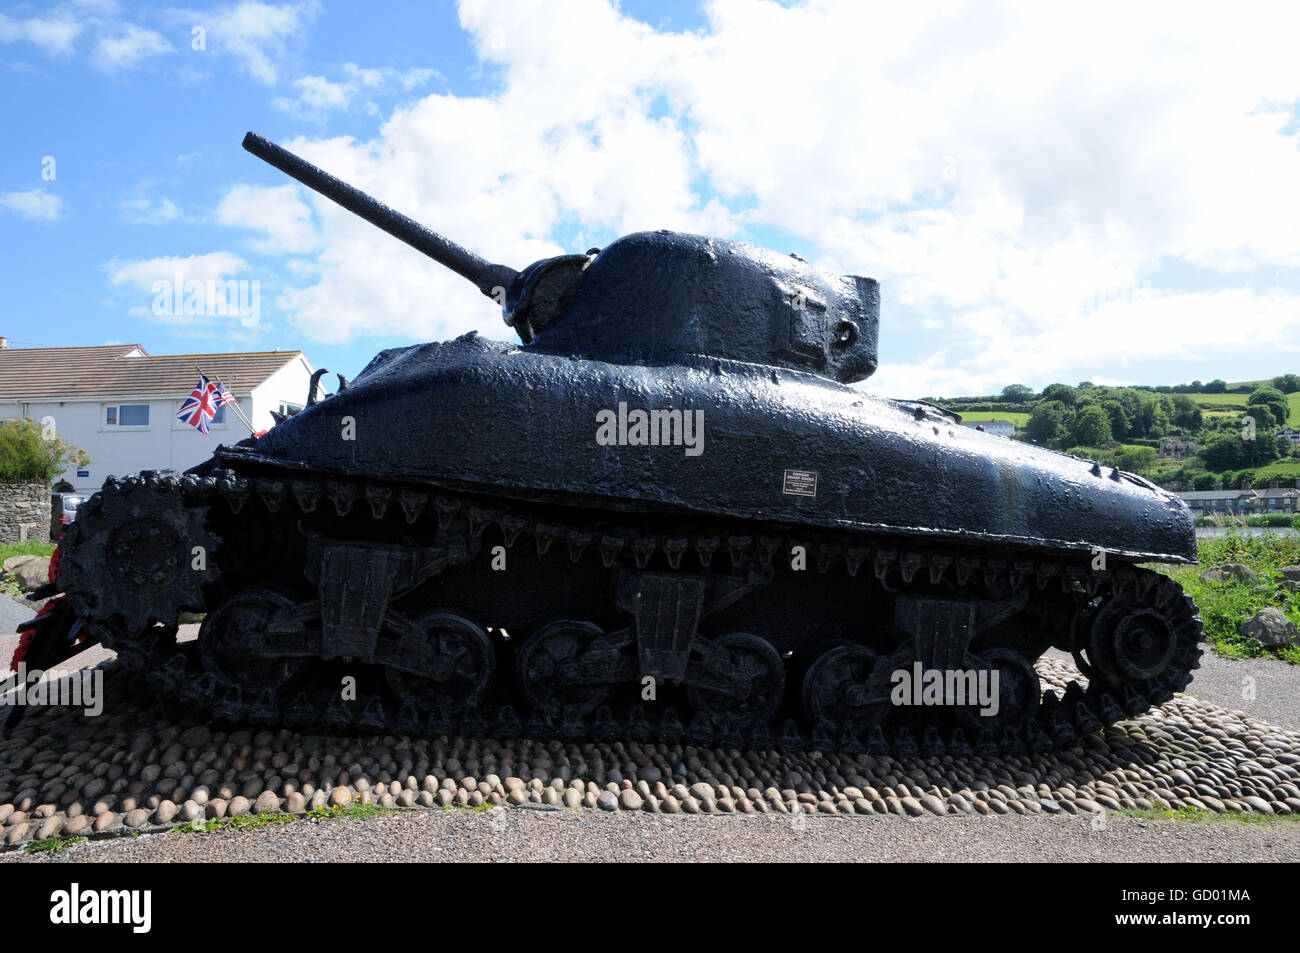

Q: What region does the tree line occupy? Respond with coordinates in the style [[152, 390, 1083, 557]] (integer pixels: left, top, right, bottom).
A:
[[933, 377, 1298, 485]]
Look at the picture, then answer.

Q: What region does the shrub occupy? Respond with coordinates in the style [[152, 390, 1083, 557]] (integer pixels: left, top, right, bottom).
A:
[[0, 418, 90, 483], [1160, 533, 1300, 662]]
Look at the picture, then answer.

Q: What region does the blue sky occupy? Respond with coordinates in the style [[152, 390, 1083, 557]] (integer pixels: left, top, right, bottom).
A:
[[2, 0, 1299, 398]]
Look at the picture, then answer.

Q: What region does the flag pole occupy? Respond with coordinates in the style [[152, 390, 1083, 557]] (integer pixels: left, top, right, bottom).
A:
[[195, 364, 256, 434]]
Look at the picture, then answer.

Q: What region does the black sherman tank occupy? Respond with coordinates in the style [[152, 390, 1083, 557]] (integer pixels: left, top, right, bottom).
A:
[[40, 132, 1201, 757]]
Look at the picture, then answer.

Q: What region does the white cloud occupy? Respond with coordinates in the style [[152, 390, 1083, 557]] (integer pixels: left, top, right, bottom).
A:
[[215, 184, 318, 253], [108, 251, 250, 292], [92, 22, 170, 71], [196, 0, 317, 84], [264, 3, 741, 343], [281, 74, 344, 111], [108, 252, 261, 330], [0, 189, 64, 221], [0, 13, 83, 56], [272, 63, 439, 119], [119, 192, 180, 224], [245, 0, 1300, 397], [867, 288, 1300, 398]]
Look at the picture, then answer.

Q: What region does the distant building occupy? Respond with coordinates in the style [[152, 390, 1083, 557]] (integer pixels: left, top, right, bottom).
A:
[[1158, 437, 1198, 459], [1177, 478, 1300, 516], [1276, 427, 1300, 445], [0, 343, 316, 493], [962, 418, 1016, 437], [1254, 479, 1300, 513]]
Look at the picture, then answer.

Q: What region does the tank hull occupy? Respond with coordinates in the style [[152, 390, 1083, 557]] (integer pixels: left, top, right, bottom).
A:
[[229, 332, 1194, 564]]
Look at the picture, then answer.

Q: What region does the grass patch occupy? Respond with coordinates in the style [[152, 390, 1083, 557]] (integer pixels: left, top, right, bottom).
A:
[[169, 801, 396, 834], [956, 410, 1031, 426], [171, 811, 297, 835], [1175, 392, 1250, 407], [306, 802, 392, 821], [24, 835, 88, 855], [1159, 534, 1300, 663], [439, 801, 495, 813], [1236, 459, 1300, 482], [1194, 514, 1299, 528], [168, 803, 395, 837], [1120, 806, 1299, 824], [0, 540, 56, 563]]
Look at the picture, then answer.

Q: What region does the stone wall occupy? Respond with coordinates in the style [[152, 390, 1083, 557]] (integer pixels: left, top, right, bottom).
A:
[[0, 482, 50, 544]]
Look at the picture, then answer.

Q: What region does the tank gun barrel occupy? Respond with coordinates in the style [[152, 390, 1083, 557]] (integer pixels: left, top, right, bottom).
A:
[[242, 131, 518, 299]]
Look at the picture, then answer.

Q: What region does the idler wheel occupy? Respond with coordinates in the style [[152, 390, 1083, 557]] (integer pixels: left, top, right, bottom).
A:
[[1087, 598, 1178, 685], [801, 643, 888, 730], [385, 611, 494, 715], [954, 648, 1041, 732], [199, 589, 305, 692], [687, 632, 784, 725], [516, 620, 614, 716]]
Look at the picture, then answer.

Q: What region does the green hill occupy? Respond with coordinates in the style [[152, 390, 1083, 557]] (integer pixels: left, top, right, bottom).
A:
[[931, 376, 1300, 485], [956, 410, 1031, 426]]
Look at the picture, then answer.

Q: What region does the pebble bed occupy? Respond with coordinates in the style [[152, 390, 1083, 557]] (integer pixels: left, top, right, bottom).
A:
[[2, 657, 1298, 849]]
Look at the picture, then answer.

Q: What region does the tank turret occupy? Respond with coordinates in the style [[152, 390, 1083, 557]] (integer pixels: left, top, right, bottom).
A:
[[243, 133, 878, 382], [522, 232, 879, 384]]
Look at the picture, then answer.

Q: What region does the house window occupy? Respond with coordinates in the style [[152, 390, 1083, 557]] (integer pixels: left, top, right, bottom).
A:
[[105, 404, 149, 427], [278, 402, 303, 417]]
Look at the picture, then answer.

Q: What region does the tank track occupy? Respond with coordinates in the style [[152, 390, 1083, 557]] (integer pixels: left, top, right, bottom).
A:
[[58, 468, 1203, 758]]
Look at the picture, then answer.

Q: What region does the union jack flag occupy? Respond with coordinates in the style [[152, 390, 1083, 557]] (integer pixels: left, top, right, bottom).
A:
[[177, 375, 219, 434]]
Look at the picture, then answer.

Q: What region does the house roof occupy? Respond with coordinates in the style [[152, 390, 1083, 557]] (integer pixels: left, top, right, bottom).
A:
[[0, 344, 305, 399]]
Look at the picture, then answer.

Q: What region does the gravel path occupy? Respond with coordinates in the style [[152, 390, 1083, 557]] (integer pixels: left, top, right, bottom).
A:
[[1042, 649, 1298, 731], [7, 807, 1297, 863], [1180, 655, 1299, 731], [0, 595, 35, 639], [2, 629, 1297, 862]]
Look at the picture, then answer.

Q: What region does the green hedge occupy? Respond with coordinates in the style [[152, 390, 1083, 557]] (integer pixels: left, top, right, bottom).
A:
[[936, 402, 1036, 415], [1194, 514, 1300, 528]]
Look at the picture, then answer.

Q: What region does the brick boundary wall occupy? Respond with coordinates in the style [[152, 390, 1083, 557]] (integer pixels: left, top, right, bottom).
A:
[[0, 482, 50, 544]]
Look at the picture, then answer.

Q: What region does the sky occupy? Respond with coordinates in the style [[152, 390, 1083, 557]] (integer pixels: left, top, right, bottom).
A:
[[1, 0, 1299, 399]]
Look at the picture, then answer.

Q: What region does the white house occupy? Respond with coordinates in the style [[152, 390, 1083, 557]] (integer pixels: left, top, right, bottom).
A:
[[0, 343, 317, 493], [961, 418, 1016, 437]]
